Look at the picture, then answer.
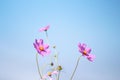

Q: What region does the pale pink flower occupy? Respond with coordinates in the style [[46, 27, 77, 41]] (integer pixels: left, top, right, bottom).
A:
[[78, 43, 95, 61], [40, 25, 50, 32], [33, 39, 50, 56], [42, 71, 58, 80]]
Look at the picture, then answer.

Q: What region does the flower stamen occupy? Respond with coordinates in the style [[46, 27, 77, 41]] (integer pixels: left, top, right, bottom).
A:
[[83, 50, 87, 55], [47, 72, 52, 76], [39, 46, 44, 51]]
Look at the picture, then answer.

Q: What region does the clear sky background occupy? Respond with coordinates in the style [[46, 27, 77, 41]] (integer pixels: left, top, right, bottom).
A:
[[0, 0, 120, 80]]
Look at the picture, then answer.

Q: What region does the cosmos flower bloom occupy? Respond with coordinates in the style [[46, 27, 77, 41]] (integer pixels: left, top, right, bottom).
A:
[[42, 71, 58, 80], [78, 43, 95, 61], [33, 39, 50, 56], [40, 25, 50, 32]]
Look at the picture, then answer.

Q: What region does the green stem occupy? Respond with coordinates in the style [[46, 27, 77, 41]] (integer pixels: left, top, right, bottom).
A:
[[54, 48, 59, 66], [36, 53, 42, 79], [45, 31, 48, 37], [70, 55, 82, 80], [57, 71, 61, 80], [45, 31, 50, 44]]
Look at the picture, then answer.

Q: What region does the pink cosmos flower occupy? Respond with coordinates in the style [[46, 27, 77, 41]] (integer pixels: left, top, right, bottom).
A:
[[39, 25, 50, 32], [33, 39, 50, 56], [41, 71, 58, 80], [78, 43, 95, 61]]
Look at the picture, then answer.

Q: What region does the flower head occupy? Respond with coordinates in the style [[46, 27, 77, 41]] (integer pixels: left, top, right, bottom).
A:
[[40, 25, 50, 32], [42, 71, 58, 80], [78, 43, 95, 61], [33, 39, 50, 56]]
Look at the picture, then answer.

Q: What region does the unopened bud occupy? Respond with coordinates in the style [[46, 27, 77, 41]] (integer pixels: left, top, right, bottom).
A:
[[50, 62, 54, 66], [53, 45, 56, 48], [57, 65, 62, 71]]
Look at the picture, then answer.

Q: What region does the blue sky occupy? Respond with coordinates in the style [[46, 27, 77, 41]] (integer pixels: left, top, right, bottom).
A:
[[0, 0, 120, 80]]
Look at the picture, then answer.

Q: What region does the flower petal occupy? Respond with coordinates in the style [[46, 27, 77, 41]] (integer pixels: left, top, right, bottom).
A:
[[78, 43, 81, 47], [87, 54, 95, 62], [43, 44, 49, 49], [33, 43, 41, 54], [86, 47, 91, 53], [39, 25, 50, 32], [37, 50, 42, 54], [81, 43, 86, 50], [49, 77, 53, 80], [40, 51, 46, 56], [33, 43, 37, 49], [39, 39, 43, 45], [42, 74, 48, 80], [78, 43, 83, 52], [40, 28, 44, 32], [51, 71, 58, 75], [35, 39, 39, 46], [79, 49, 83, 53], [45, 49, 51, 54], [45, 25, 50, 31]]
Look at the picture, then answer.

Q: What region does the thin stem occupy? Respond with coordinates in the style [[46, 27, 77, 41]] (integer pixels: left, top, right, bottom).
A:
[[54, 47, 61, 80], [70, 55, 82, 80], [57, 71, 61, 80], [54, 49, 59, 66], [45, 31, 50, 44], [45, 31, 48, 37], [36, 53, 42, 79]]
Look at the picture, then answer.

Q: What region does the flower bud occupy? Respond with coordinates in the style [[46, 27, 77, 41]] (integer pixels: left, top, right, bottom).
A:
[[50, 62, 54, 66], [53, 45, 56, 48], [57, 65, 62, 71]]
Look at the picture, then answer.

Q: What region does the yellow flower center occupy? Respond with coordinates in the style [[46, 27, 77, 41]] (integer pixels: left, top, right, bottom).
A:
[[83, 50, 87, 55], [39, 46, 44, 51], [47, 72, 52, 76]]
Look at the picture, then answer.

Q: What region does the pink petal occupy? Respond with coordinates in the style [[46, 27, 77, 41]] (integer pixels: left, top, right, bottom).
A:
[[45, 25, 50, 30], [40, 51, 46, 56], [39, 39, 43, 45], [39, 25, 50, 32], [43, 44, 49, 49], [86, 48, 91, 53], [81, 43, 86, 50], [78, 43, 84, 53], [49, 77, 53, 80], [45, 49, 51, 54], [42, 75, 48, 79], [78, 43, 86, 51], [37, 50, 42, 55], [33, 43, 37, 49], [35, 39, 39, 46], [33, 43, 41, 54], [51, 71, 58, 75], [87, 54, 95, 62], [78, 43, 81, 47], [79, 49, 83, 53], [39, 27, 45, 32]]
